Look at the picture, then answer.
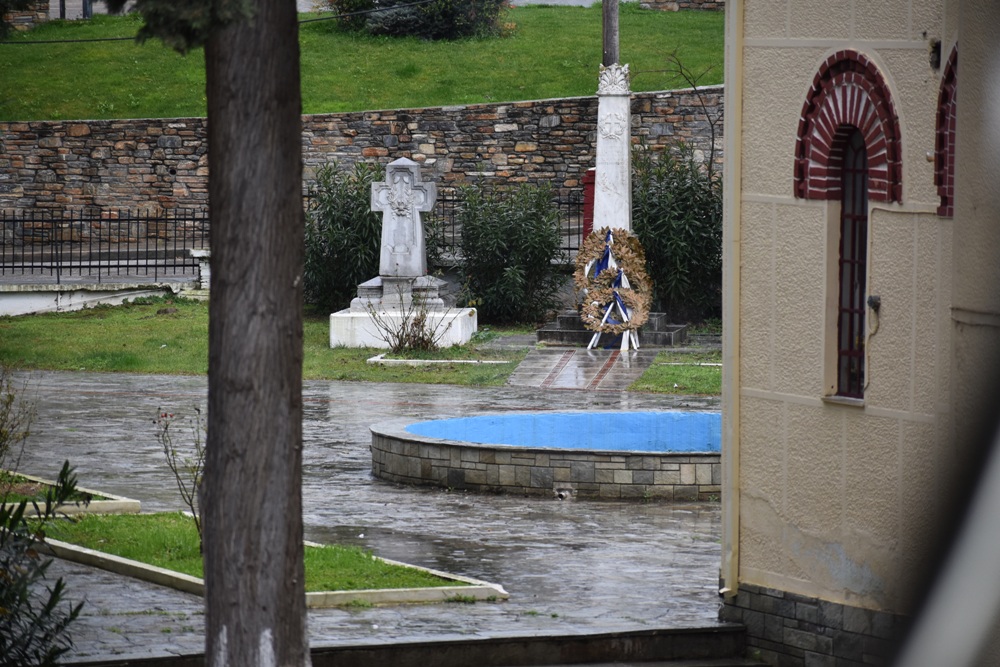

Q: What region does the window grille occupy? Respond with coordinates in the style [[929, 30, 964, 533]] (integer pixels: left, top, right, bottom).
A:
[[836, 129, 868, 398]]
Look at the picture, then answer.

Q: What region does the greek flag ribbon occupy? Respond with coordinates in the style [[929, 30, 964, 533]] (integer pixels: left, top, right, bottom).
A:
[[590, 229, 617, 278], [613, 290, 630, 320]]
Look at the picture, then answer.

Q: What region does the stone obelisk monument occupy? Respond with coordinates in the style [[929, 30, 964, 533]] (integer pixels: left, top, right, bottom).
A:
[[593, 0, 631, 232]]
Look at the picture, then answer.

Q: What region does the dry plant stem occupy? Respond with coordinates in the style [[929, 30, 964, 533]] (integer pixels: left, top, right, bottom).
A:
[[0, 366, 34, 499], [365, 282, 454, 353], [663, 51, 722, 180], [154, 408, 205, 548]]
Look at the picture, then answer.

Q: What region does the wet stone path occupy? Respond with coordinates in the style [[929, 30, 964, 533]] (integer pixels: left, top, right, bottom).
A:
[[18, 371, 723, 663], [507, 348, 661, 390]]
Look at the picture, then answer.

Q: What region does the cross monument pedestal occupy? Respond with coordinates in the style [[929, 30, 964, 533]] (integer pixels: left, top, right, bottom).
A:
[[329, 158, 477, 349]]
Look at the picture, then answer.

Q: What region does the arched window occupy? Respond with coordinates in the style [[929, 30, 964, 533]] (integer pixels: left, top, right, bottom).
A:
[[795, 51, 902, 204], [935, 46, 958, 217], [837, 128, 869, 398]]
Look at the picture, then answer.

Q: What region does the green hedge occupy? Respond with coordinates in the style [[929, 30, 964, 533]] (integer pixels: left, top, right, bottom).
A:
[[632, 143, 722, 322], [457, 183, 566, 324]]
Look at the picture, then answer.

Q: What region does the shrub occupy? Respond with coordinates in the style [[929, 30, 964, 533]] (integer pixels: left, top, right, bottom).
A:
[[325, 0, 372, 32], [325, 0, 508, 40], [1, 462, 83, 666], [304, 162, 385, 313], [457, 183, 566, 324], [0, 364, 82, 665], [632, 142, 722, 322]]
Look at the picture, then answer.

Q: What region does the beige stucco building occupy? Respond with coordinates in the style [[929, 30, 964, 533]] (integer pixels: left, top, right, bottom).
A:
[[719, 0, 1000, 664]]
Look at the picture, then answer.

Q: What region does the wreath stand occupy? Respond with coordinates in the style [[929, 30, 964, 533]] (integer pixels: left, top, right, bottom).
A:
[[576, 228, 651, 352], [587, 269, 640, 351]]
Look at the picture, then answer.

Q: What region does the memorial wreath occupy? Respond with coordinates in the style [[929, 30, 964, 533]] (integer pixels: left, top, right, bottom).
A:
[[573, 227, 652, 337]]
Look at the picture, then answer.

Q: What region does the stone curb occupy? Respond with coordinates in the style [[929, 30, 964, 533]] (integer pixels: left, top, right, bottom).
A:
[[367, 353, 514, 366], [2, 472, 141, 516], [42, 538, 509, 608]]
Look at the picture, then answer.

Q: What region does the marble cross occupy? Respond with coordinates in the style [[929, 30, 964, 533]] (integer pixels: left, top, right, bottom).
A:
[[371, 157, 436, 278]]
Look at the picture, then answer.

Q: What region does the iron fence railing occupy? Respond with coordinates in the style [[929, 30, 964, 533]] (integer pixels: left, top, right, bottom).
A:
[[0, 208, 210, 283], [1, 189, 584, 282], [425, 189, 585, 263]]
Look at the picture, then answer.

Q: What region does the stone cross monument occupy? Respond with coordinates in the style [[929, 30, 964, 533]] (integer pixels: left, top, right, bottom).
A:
[[593, 63, 632, 232], [371, 158, 436, 278], [328, 157, 477, 348]]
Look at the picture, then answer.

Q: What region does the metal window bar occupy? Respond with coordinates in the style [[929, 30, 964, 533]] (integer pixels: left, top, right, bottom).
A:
[[836, 129, 869, 398], [0, 208, 210, 284]]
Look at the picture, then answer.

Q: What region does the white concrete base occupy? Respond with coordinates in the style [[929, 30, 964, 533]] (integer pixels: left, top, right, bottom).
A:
[[0, 283, 183, 316], [329, 308, 478, 349]]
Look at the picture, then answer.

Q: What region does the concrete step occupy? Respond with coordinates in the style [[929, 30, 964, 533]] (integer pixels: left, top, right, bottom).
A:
[[533, 661, 764, 667], [68, 627, 752, 667], [537, 311, 688, 347], [310, 626, 750, 667]]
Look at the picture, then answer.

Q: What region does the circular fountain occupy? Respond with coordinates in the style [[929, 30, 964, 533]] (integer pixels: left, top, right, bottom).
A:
[[370, 411, 721, 501]]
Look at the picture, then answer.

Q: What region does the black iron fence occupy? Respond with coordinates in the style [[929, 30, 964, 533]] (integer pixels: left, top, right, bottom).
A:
[[1, 189, 584, 282], [425, 189, 585, 263], [0, 208, 210, 283]]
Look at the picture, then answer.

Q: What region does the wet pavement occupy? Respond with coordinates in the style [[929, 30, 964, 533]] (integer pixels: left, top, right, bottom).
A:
[[17, 371, 723, 663], [508, 348, 660, 390]]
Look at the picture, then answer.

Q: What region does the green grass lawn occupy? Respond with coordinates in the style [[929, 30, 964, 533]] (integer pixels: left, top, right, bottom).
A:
[[0, 470, 103, 504], [0, 297, 524, 385], [0, 297, 723, 393], [45, 512, 458, 592], [629, 349, 721, 395], [0, 6, 723, 121]]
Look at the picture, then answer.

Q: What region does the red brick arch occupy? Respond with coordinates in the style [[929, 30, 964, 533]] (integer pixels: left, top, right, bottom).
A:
[[934, 45, 958, 217], [794, 50, 902, 203]]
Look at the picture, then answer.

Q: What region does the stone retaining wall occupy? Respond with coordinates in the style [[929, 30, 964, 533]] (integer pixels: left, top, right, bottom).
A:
[[3, 0, 49, 31], [0, 87, 723, 211], [371, 420, 721, 501], [641, 0, 724, 11]]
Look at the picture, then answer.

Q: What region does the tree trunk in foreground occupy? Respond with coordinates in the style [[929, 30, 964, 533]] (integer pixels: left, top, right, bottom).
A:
[[202, 0, 308, 664]]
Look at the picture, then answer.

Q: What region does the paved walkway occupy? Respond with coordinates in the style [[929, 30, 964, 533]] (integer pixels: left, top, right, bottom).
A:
[[16, 370, 723, 663], [508, 348, 660, 390]]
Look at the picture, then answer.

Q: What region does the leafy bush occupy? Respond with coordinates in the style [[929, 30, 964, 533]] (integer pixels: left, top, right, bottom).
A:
[[304, 162, 385, 312], [325, 0, 372, 32], [1, 450, 82, 666], [632, 142, 722, 322], [1, 368, 81, 664], [457, 183, 566, 324], [325, 0, 508, 40]]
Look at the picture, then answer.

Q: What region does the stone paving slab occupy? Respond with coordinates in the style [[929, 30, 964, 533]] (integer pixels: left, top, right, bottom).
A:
[[16, 372, 722, 663], [507, 348, 660, 390]]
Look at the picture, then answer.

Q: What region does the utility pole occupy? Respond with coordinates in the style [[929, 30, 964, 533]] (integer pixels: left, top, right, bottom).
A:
[[602, 0, 620, 66]]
